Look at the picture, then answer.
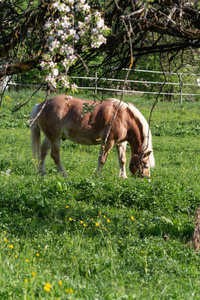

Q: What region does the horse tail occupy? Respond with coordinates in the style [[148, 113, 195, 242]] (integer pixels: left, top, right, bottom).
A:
[[30, 104, 41, 161]]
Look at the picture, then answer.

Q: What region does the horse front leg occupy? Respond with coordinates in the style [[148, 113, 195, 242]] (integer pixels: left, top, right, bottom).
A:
[[95, 140, 114, 177], [51, 140, 67, 176], [116, 141, 127, 179]]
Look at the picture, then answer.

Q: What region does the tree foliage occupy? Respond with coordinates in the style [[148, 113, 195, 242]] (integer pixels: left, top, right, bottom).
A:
[[0, 0, 200, 79]]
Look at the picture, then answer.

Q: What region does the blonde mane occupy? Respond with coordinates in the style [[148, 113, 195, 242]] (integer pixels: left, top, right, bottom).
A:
[[107, 98, 155, 167]]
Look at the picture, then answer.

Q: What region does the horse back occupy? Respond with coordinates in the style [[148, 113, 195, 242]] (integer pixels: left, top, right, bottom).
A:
[[35, 95, 129, 145]]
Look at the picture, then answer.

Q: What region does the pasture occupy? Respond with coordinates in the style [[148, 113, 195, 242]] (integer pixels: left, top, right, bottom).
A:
[[0, 89, 200, 299]]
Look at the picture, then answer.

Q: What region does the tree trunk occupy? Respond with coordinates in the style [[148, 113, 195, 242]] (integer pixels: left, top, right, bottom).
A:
[[192, 205, 200, 251]]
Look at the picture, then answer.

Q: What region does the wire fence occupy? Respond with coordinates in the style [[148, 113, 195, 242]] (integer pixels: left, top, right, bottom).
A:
[[3, 69, 200, 102], [70, 69, 200, 102]]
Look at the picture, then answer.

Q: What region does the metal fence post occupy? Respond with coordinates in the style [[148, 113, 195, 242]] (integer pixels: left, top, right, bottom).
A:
[[95, 72, 98, 94], [178, 73, 183, 103]]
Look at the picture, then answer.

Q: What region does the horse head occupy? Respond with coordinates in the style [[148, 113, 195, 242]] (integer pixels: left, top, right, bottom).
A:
[[129, 151, 152, 179]]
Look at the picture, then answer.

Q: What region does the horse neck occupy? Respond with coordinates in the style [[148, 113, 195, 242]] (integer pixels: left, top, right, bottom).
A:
[[127, 119, 144, 155]]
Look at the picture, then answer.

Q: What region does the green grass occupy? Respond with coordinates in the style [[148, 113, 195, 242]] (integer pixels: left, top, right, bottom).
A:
[[0, 89, 200, 299]]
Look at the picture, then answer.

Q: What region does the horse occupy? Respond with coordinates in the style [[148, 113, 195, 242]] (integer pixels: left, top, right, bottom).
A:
[[30, 95, 155, 179]]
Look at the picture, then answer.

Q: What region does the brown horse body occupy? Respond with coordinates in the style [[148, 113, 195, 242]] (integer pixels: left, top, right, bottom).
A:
[[30, 95, 155, 178]]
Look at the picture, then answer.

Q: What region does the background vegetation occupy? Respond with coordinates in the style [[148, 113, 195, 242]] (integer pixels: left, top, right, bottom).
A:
[[0, 89, 200, 299]]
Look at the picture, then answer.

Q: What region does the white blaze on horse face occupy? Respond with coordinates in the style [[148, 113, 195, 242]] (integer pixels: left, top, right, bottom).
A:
[[140, 152, 152, 179], [141, 162, 150, 178]]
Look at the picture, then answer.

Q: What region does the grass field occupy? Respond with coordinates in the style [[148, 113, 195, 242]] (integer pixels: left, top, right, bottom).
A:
[[0, 89, 200, 299]]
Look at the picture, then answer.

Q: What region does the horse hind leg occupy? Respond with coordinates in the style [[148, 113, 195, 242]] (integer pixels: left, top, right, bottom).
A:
[[50, 140, 67, 176], [39, 138, 51, 174], [116, 141, 127, 179]]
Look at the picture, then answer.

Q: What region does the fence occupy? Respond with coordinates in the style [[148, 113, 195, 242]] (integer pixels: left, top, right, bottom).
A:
[[4, 69, 200, 102], [71, 69, 200, 102]]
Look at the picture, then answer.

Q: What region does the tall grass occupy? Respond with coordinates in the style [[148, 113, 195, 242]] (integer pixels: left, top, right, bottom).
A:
[[0, 89, 200, 299]]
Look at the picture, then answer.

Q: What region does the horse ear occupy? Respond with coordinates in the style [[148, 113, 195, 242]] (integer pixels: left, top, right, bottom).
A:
[[143, 151, 152, 158]]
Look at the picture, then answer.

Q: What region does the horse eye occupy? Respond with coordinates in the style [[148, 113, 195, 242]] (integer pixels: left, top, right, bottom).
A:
[[142, 163, 148, 169]]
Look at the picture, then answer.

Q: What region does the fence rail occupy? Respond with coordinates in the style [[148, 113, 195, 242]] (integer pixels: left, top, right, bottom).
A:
[[70, 69, 200, 102], [4, 69, 200, 102]]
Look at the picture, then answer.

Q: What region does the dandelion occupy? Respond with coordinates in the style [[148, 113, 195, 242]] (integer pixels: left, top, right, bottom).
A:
[[99, 212, 102, 215], [9, 245, 14, 248], [131, 216, 135, 221], [4, 238, 8, 243], [32, 272, 37, 277], [36, 253, 39, 257], [44, 286, 51, 292], [107, 219, 111, 223], [80, 220, 84, 224], [58, 280, 63, 286], [69, 218, 73, 221], [4, 231, 7, 234], [46, 283, 51, 289], [95, 222, 99, 226], [119, 241, 122, 244], [141, 251, 144, 254], [83, 224, 86, 227], [104, 215, 106, 218], [24, 279, 28, 283], [25, 259, 29, 263], [66, 205, 69, 208], [65, 288, 74, 293], [15, 255, 18, 258]]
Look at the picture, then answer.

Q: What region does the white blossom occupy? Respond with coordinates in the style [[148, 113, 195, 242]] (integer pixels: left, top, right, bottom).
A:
[[41, 0, 109, 90], [74, 34, 79, 40], [82, 4, 90, 12], [52, 2, 59, 9], [96, 18, 104, 29], [52, 68, 59, 76], [44, 21, 52, 29]]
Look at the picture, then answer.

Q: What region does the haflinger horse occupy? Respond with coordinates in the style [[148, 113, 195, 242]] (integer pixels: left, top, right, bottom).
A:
[[30, 95, 155, 179]]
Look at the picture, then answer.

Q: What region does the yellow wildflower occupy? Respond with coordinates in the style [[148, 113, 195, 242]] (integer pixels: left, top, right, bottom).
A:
[[65, 288, 74, 293], [46, 283, 51, 289], [44, 286, 50, 292]]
